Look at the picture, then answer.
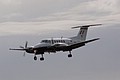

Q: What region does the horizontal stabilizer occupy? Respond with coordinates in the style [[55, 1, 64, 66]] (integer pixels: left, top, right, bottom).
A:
[[71, 24, 102, 29]]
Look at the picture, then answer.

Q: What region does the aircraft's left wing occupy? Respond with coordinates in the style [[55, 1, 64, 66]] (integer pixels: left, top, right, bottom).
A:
[[68, 38, 100, 50], [9, 48, 26, 51]]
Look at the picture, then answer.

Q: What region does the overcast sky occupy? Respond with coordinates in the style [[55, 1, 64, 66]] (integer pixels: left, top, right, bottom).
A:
[[0, 0, 120, 80], [0, 0, 120, 36]]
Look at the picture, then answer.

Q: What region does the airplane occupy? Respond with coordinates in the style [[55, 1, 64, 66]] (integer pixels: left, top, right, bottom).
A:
[[9, 24, 102, 61]]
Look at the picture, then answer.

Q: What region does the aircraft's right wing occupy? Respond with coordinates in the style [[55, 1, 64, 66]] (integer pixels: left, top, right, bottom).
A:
[[81, 38, 100, 44], [68, 38, 100, 50]]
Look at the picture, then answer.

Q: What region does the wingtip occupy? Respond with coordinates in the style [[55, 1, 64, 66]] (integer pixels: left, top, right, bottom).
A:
[[97, 38, 100, 40], [95, 38, 100, 41], [9, 48, 11, 50]]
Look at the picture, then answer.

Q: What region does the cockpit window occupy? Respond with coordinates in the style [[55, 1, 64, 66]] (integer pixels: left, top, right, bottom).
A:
[[41, 40, 44, 42], [41, 40, 51, 43], [41, 40, 46, 43]]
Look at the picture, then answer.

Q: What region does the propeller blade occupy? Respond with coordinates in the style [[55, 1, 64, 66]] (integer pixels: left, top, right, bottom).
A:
[[23, 52, 25, 57], [25, 41, 28, 48]]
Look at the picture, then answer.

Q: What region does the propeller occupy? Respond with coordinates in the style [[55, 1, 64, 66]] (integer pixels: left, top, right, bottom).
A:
[[19, 41, 28, 57], [25, 41, 28, 48]]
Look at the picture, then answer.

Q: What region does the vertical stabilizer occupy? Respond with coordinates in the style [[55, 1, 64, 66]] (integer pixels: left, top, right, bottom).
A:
[[77, 27, 88, 41], [70, 24, 102, 42]]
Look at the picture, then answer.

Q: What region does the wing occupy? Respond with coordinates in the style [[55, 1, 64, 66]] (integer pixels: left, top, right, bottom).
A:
[[68, 38, 100, 50], [9, 48, 26, 51]]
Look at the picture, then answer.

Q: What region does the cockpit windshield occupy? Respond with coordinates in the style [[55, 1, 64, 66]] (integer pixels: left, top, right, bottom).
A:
[[41, 40, 51, 43]]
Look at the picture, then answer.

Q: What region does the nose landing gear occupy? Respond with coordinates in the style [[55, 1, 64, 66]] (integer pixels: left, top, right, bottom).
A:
[[34, 56, 37, 60]]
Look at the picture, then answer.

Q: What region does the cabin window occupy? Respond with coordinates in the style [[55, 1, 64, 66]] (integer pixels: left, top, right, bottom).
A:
[[63, 40, 65, 43], [55, 40, 57, 43], [41, 40, 51, 43], [48, 40, 51, 43], [58, 40, 60, 42], [45, 40, 46, 42]]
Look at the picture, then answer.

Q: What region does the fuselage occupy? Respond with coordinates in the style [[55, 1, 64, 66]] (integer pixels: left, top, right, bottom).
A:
[[35, 38, 73, 47], [33, 38, 76, 53]]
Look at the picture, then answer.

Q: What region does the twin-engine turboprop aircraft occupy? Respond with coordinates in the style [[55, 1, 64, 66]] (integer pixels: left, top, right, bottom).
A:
[[10, 24, 101, 61]]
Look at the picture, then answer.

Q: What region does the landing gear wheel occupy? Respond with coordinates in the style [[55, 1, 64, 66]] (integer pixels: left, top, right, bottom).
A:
[[40, 57, 44, 61], [34, 56, 37, 60], [68, 54, 72, 58], [40, 54, 44, 61]]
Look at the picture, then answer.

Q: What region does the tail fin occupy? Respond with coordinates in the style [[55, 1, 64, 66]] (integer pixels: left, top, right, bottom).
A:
[[70, 24, 102, 42], [77, 26, 88, 41]]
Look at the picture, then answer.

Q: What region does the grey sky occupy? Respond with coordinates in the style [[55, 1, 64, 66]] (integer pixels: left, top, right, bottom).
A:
[[0, 0, 120, 80], [0, 26, 120, 80], [0, 0, 120, 36]]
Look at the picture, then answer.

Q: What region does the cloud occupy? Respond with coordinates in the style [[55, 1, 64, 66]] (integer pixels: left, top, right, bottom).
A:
[[0, 0, 120, 36], [0, 0, 21, 5], [37, 0, 120, 24], [0, 20, 78, 36], [0, 19, 103, 36], [0, 0, 91, 22], [3, 0, 120, 23]]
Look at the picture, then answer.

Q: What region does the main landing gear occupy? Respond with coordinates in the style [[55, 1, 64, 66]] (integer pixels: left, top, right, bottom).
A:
[[34, 54, 44, 61], [40, 54, 44, 61], [68, 51, 72, 58]]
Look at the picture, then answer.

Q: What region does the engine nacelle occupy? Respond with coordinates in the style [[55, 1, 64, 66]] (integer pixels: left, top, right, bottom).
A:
[[26, 47, 34, 53], [53, 43, 68, 47]]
